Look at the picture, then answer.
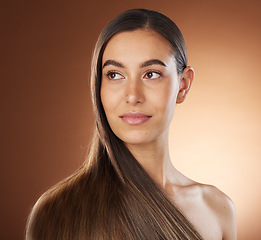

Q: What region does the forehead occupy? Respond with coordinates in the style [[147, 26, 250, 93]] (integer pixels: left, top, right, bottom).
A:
[[102, 29, 174, 64]]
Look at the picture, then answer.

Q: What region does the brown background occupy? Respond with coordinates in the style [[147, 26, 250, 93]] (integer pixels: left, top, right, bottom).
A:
[[1, 0, 260, 239]]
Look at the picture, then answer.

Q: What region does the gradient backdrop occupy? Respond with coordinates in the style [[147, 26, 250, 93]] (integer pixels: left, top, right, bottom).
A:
[[1, 0, 260, 239]]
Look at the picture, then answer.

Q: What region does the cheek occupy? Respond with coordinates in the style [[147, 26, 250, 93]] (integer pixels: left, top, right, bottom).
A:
[[156, 82, 179, 111], [100, 84, 120, 116], [153, 83, 179, 127], [100, 82, 112, 111], [100, 89, 108, 112]]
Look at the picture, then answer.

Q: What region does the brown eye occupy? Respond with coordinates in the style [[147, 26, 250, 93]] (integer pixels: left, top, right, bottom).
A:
[[109, 72, 116, 79], [106, 71, 124, 80], [147, 72, 153, 78], [144, 71, 161, 79]]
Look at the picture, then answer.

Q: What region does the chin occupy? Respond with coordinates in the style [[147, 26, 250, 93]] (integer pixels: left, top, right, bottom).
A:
[[116, 131, 156, 146]]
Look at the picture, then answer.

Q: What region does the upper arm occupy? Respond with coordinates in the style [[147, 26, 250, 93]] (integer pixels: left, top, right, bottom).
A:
[[221, 196, 237, 240], [203, 185, 237, 240]]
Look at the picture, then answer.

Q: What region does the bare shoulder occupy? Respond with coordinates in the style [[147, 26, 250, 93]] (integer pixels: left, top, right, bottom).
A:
[[201, 184, 237, 239], [168, 175, 237, 240], [201, 184, 236, 222]]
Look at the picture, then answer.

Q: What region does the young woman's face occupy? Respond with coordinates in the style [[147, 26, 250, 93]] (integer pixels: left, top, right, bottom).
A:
[[101, 29, 180, 146]]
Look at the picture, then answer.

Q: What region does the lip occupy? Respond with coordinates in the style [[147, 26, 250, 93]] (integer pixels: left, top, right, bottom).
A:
[[119, 112, 152, 126]]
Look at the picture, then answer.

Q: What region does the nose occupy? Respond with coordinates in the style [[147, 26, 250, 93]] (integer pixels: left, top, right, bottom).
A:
[[125, 79, 144, 105]]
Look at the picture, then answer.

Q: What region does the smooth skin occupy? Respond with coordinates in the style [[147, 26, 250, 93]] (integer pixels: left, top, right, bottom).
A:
[[101, 29, 237, 239]]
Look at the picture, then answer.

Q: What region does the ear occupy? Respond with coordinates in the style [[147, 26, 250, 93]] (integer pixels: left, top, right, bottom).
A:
[[176, 66, 195, 104]]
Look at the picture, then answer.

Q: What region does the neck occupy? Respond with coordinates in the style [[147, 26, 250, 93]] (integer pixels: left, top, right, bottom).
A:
[[126, 133, 180, 190]]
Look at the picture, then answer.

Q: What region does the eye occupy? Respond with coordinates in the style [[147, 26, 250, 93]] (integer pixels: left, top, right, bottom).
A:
[[144, 71, 161, 79], [106, 71, 124, 80]]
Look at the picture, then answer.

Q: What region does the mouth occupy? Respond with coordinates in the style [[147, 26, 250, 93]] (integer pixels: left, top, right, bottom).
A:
[[119, 112, 152, 126]]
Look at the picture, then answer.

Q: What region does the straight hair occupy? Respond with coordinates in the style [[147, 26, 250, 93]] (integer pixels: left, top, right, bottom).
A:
[[26, 9, 203, 240]]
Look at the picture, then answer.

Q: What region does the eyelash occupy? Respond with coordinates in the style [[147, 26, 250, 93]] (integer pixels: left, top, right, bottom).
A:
[[143, 70, 162, 79], [105, 71, 124, 80], [104, 70, 162, 80]]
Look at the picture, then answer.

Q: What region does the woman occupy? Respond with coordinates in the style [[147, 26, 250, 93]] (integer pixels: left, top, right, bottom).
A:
[[26, 9, 236, 239]]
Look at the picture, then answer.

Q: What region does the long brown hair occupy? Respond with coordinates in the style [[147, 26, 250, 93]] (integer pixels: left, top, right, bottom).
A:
[[26, 9, 203, 240]]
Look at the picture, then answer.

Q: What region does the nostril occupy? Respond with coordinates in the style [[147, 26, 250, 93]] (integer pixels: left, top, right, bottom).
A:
[[126, 94, 143, 104], [125, 83, 145, 104]]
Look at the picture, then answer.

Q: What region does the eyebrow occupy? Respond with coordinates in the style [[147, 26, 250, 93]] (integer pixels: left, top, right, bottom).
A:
[[102, 60, 124, 69], [102, 59, 167, 69], [140, 59, 167, 68]]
